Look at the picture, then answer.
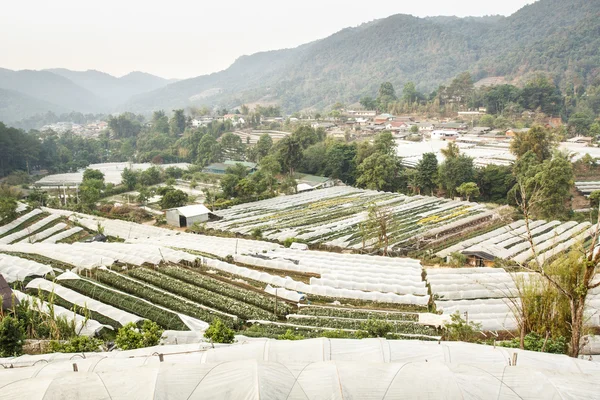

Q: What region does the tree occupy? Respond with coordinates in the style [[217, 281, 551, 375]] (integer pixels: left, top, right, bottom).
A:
[[476, 164, 515, 203], [519, 75, 562, 116], [438, 155, 475, 197], [159, 189, 188, 209], [356, 153, 405, 192], [440, 142, 460, 159], [324, 142, 357, 184], [373, 131, 395, 155], [510, 151, 574, 220], [568, 112, 593, 136], [444, 312, 482, 342], [204, 318, 234, 344], [376, 82, 397, 112], [115, 321, 163, 350], [410, 125, 419, 134], [510, 125, 556, 162], [0, 197, 18, 222], [456, 182, 480, 201], [220, 133, 244, 160], [0, 316, 25, 357], [121, 168, 138, 190], [402, 82, 419, 104], [365, 204, 395, 255], [254, 134, 273, 161], [82, 169, 104, 181], [277, 135, 303, 175], [259, 155, 281, 193], [151, 110, 170, 134], [169, 109, 187, 136], [108, 113, 141, 138], [139, 166, 162, 186], [415, 153, 438, 195], [359, 96, 377, 110], [197, 134, 222, 166]]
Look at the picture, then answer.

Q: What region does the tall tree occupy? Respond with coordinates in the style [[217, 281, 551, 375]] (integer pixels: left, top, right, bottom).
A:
[[438, 155, 475, 197], [415, 152, 438, 195], [169, 109, 186, 136], [510, 125, 556, 162], [376, 82, 397, 112], [197, 135, 222, 166], [152, 110, 170, 134]]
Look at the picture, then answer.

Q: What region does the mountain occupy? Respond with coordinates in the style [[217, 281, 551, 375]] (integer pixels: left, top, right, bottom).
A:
[[0, 68, 174, 123], [47, 69, 175, 105], [0, 88, 66, 123], [125, 0, 600, 113]]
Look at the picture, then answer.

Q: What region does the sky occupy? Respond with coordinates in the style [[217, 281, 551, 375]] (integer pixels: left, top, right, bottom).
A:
[[1, 0, 536, 80]]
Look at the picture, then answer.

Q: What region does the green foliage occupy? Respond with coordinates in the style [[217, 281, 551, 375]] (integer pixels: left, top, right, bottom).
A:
[[438, 155, 475, 197], [476, 164, 515, 203], [115, 320, 163, 350], [169, 109, 186, 137], [444, 312, 482, 342], [108, 113, 142, 139], [197, 134, 222, 166], [448, 252, 467, 267], [499, 333, 567, 354], [159, 189, 188, 209], [49, 335, 103, 353], [377, 82, 397, 112], [0, 196, 18, 222], [278, 329, 305, 340], [205, 318, 235, 343], [415, 152, 438, 195], [0, 316, 26, 357], [356, 153, 405, 192], [456, 182, 480, 201], [510, 125, 556, 162], [360, 318, 393, 337]]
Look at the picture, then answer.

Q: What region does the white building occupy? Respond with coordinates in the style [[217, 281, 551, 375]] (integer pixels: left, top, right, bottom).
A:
[[166, 204, 211, 228], [431, 130, 460, 140]]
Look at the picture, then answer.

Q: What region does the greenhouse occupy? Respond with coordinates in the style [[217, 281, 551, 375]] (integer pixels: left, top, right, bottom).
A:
[[0, 339, 599, 399]]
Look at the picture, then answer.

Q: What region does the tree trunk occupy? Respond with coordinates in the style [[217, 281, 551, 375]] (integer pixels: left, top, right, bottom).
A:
[[568, 298, 586, 358], [519, 322, 526, 350]]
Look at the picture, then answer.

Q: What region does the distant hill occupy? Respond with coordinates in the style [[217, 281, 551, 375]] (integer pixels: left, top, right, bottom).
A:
[[0, 88, 66, 123], [124, 0, 600, 113], [0, 68, 173, 123], [47, 69, 174, 105]]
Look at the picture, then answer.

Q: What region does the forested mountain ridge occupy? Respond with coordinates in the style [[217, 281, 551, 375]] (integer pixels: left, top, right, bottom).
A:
[[125, 0, 600, 113]]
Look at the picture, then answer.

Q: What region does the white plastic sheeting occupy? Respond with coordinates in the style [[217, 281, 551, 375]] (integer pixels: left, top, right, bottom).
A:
[[0, 214, 61, 244], [264, 285, 305, 302], [25, 278, 144, 326], [0, 209, 42, 236], [41, 227, 83, 243], [12, 290, 111, 337], [1, 339, 599, 399], [205, 258, 429, 306], [0, 242, 196, 270], [0, 254, 53, 283], [16, 222, 67, 244]]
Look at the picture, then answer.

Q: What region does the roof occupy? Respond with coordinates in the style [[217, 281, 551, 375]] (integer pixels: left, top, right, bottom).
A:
[[294, 173, 332, 184], [223, 160, 258, 169], [296, 183, 314, 192], [167, 204, 211, 217]]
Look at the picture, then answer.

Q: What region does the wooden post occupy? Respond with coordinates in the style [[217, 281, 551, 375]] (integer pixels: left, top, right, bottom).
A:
[[274, 290, 278, 316], [511, 353, 518, 366], [158, 354, 164, 362], [72, 363, 78, 372]]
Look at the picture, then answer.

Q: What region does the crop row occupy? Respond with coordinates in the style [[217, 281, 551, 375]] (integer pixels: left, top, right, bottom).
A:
[[297, 306, 419, 321], [94, 269, 237, 327], [159, 265, 292, 316], [286, 315, 439, 336], [59, 278, 187, 330], [128, 267, 278, 321], [27, 288, 121, 328]]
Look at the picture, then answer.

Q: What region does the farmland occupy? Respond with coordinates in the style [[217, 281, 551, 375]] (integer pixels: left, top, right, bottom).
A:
[[2, 194, 599, 345], [206, 186, 494, 251]]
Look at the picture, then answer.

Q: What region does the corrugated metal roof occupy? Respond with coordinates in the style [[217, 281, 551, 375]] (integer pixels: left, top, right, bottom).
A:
[[168, 204, 211, 217]]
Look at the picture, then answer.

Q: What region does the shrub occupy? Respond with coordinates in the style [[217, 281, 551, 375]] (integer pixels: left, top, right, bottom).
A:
[[204, 318, 235, 344], [444, 312, 482, 342], [49, 335, 103, 353], [278, 329, 305, 340], [360, 318, 393, 337], [0, 316, 26, 357], [115, 320, 163, 350], [498, 332, 567, 354]]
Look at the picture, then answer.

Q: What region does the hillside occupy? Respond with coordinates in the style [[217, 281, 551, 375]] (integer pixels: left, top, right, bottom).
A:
[[125, 0, 600, 112], [0, 68, 173, 123]]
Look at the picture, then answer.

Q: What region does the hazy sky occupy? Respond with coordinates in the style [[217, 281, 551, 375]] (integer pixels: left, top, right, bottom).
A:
[[1, 0, 535, 79]]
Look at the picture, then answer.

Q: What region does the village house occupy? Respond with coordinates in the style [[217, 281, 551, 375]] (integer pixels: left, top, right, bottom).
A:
[[166, 204, 212, 228]]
